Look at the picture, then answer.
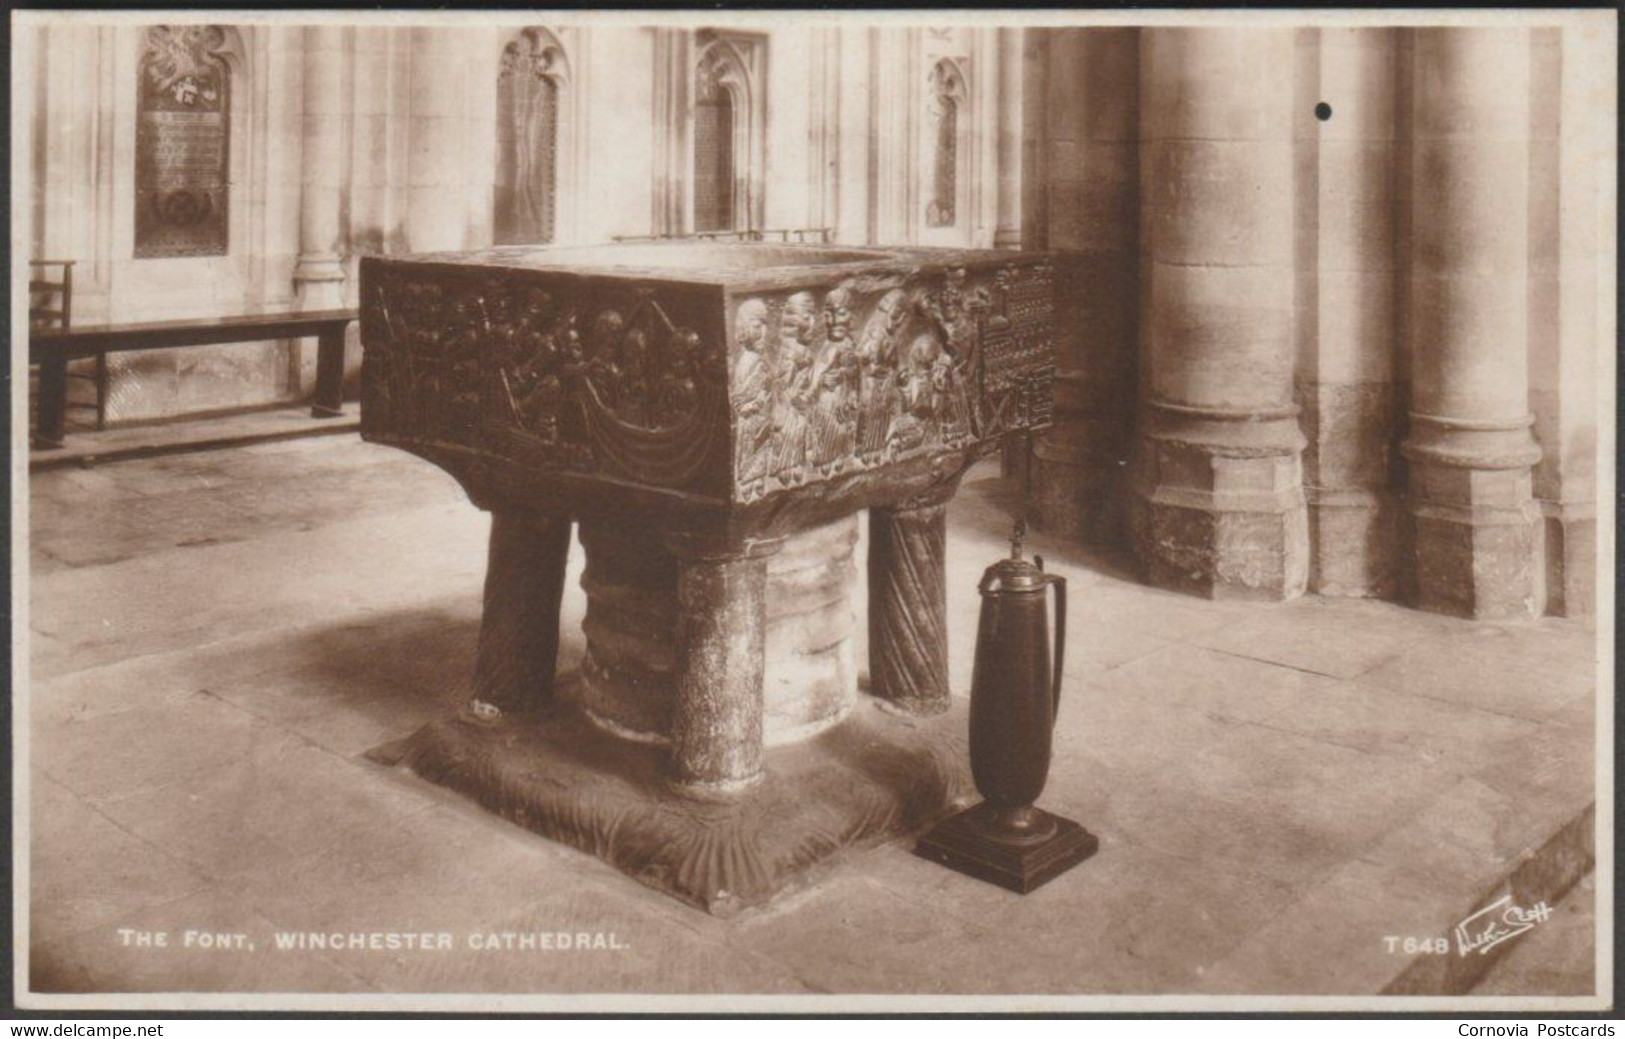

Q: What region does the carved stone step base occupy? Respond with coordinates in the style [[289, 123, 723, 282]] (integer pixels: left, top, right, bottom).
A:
[[915, 802, 1099, 895], [368, 680, 971, 916]]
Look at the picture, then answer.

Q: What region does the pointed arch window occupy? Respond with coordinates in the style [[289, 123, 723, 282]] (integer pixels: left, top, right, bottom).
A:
[[496, 27, 569, 245], [693, 41, 750, 233], [925, 59, 966, 230], [693, 49, 736, 232]]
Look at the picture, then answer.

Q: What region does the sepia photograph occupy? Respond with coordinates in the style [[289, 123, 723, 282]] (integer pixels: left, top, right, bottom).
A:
[[10, 7, 1616, 1014]]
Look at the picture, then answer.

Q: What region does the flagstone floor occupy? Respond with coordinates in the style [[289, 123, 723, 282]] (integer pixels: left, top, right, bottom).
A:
[[23, 430, 1604, 1010]]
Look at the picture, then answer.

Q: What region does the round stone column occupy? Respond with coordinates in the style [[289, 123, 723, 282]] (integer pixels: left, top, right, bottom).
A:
[[665, 533, 782, 794], [1128, 28, 1308, 600], [1028, 28, 1140, 543], [577, 516, 861, 750], [1402, 28, 1543, 619], [293, 26, 347, 310]]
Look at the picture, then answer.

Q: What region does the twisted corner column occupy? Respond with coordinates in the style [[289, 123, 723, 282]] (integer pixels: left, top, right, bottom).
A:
[[1129, 27, 1308, 601], [470, 512, 573, 716], [1401, 27, 1543, 620], [664, 533, 784, 796], [867, 490, 954, 716]]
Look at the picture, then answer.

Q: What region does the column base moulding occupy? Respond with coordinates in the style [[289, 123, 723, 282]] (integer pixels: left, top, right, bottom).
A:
[[293, 262, 348, 311], [1399, 412, 1544, 473], [1142, 399, 1307, 456], [1408, 499, 1544, 621], [1539, 499, 1596, 618], [1305, 486, 1402, 600], [1402, 425, 1544, 619], [1129, 401, 1309, 600], [368, 680, 971, 917], [1128, 458, 1309, 603]]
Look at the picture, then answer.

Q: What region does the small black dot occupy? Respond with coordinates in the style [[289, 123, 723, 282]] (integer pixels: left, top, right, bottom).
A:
[[1315, 102, 1333, 121]]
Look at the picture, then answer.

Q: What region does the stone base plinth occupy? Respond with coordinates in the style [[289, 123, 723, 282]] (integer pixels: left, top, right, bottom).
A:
[[1406, 455, 1544, 620], [1129, 424, 1309, 602], [1131, 497, 1310, 601], [1412, 508, 1543, 620], [1541, 504, 1596, 618], [1307, 489, 1400, 599], [1402, 423, 1546, 619], [369, 685, 970, 916]]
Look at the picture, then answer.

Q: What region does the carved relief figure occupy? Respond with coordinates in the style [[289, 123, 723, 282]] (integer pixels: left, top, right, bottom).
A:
[[656, 336, 700, 424], [891, 331, 970, 451], [577, 299, 713, 433], [855, 289, 910, 463], [930, 339, 973, 444], [889, 334, 931, 454], [731, 299, 775, 495], [919, 269, 985, 365], [807, 284, 859, 475], [919, 268, 990, 437], [771, 292, 820, 485], [495, 299, 572, 444]]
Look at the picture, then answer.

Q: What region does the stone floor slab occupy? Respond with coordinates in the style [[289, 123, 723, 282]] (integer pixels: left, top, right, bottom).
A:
[[20, 431, 1603, 1005], [1188, 596, 1440, 679], [29, 776, 214, 946], [87, 733, 437, 882], [29, 501, 489, 679], [1474, 875, 1596, 996], [1361, 635, 1596, 723]]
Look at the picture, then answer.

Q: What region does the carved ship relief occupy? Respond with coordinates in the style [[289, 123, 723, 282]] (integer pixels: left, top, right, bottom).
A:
[[363, 269, 726, 492]]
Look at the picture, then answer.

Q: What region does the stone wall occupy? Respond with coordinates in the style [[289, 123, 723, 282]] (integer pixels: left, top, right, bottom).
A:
[[1027, 23, 1612, 618], [24, 16, 1610, 618], [26, 20, 1014, 426]]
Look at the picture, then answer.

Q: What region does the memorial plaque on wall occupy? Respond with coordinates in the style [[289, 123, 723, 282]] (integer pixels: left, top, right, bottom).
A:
[[135, 25, 232, 258]]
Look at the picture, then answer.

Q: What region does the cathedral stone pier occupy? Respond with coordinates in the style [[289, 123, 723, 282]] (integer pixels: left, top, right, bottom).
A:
[[1128, 28, 1309, 601], [1401, 28, 1544, 619], [359, 241, 1057, 913]]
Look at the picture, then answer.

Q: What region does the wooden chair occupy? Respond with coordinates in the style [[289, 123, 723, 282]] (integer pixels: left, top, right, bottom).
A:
[[29, 260, 110, 436]]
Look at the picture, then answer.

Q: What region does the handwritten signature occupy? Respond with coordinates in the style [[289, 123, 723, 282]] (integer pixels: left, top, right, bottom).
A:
[[1454, 894, 1553, 957]]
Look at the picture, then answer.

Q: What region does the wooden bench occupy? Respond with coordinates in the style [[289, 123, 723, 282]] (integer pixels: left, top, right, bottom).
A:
[[29, 308, 357, 449]]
